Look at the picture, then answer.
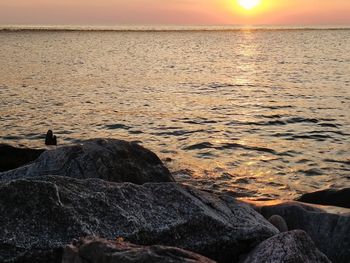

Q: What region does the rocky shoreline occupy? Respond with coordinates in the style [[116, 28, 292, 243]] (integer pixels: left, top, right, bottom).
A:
[[0, 139, 349, 263]]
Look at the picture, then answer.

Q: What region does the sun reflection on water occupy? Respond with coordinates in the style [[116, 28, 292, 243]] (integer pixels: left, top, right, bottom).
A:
[[1, 30, 349, 201]]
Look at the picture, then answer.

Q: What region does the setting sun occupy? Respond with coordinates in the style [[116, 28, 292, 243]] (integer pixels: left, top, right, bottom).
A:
[[237, 0, 261, 10]]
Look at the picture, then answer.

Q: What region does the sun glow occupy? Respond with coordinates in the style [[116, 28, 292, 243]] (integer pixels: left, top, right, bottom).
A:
[[237, 0, 261, 10]]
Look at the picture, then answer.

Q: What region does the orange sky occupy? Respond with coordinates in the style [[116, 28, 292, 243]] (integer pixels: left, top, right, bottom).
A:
[[1, 0, 350, 25]]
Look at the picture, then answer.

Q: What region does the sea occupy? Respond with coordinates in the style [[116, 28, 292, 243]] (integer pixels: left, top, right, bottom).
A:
[[0, 25, 349, 201]]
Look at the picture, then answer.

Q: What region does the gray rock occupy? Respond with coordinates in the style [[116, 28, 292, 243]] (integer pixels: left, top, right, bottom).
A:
[[297, 188, 350, 209], [268, 215, 288, 232], [0, 139, 174, 184], [0, 176, 278, 263], [0, 144, 45, 172], [242, 230, 331, 263], [62, 236, 216, 263], [260, 202, 350, 263]]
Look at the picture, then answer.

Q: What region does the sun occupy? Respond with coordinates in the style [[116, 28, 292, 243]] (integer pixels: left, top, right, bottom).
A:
[[237, 0, 261, 10]]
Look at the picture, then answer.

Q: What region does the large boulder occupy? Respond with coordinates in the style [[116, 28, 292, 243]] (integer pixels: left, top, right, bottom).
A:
[[62, 236, 216, 263], [0, 139, 174, 184], [0, 176, 278, 263], [297, 188, 350, 209], [242, 230, 330, 263], [0, 144, 45, 172], [259, 202, 350, 263]]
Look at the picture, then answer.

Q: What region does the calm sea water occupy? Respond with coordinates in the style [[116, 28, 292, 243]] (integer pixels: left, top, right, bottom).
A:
[[0, 28, 349, 200]]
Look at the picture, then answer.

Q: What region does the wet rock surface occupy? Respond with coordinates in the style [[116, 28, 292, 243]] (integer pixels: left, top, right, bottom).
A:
[[0, 176, 278, 263], [242, 230, 331, 263], [0, 139, 174, 184], [260, 202, 350, 263], [0, 144, 45, 172], [297, 188, 350, 209], [62, 236, 216, 263]]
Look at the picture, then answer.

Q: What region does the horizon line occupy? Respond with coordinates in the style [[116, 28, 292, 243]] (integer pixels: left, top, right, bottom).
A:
[[1, 24, 350, 32]]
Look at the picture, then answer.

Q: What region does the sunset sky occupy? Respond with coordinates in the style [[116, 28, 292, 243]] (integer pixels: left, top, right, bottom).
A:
[[1, 0, 350, 26]]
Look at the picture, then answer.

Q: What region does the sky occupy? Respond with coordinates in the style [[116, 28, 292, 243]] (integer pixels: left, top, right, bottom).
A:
[[1, 0, 350, 26]]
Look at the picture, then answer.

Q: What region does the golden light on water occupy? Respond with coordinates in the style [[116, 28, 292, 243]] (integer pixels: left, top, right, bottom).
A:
[[237, 0, 261, 10]]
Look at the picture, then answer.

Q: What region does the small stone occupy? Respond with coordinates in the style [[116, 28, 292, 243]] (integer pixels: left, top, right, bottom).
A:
[[268, 215, 288, 232], [45, 130, 57, 145]]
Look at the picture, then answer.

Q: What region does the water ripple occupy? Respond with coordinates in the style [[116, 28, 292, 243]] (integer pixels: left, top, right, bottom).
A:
[[1, 30, 349, 200]]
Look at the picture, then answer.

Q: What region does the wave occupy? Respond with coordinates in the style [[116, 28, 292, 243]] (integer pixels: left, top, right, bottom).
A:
[[104, 124, 131, 130], [227, 117, 342, 127], [183, 141, 295, 156], [299, 168, 324, 176], [151, 129, 205, 136], [324, 159, 350, 165]]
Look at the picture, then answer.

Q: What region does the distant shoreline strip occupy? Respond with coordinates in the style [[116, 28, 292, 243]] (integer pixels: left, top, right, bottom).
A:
[[1, 27, 350, 33]]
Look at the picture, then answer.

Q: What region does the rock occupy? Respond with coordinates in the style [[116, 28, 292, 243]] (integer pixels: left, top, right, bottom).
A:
[[253, 201, 325, 214], [260, 202, 350, 263], [0, 144, 45, 172], [297, 188, 350, 209], [0, 176, 278, 263], [45, 129, 57, 145], [62, 236, 216, 263], [242, 230, 331, 263], [268, 215, 288, 232], [0, 138, 174, 184]]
